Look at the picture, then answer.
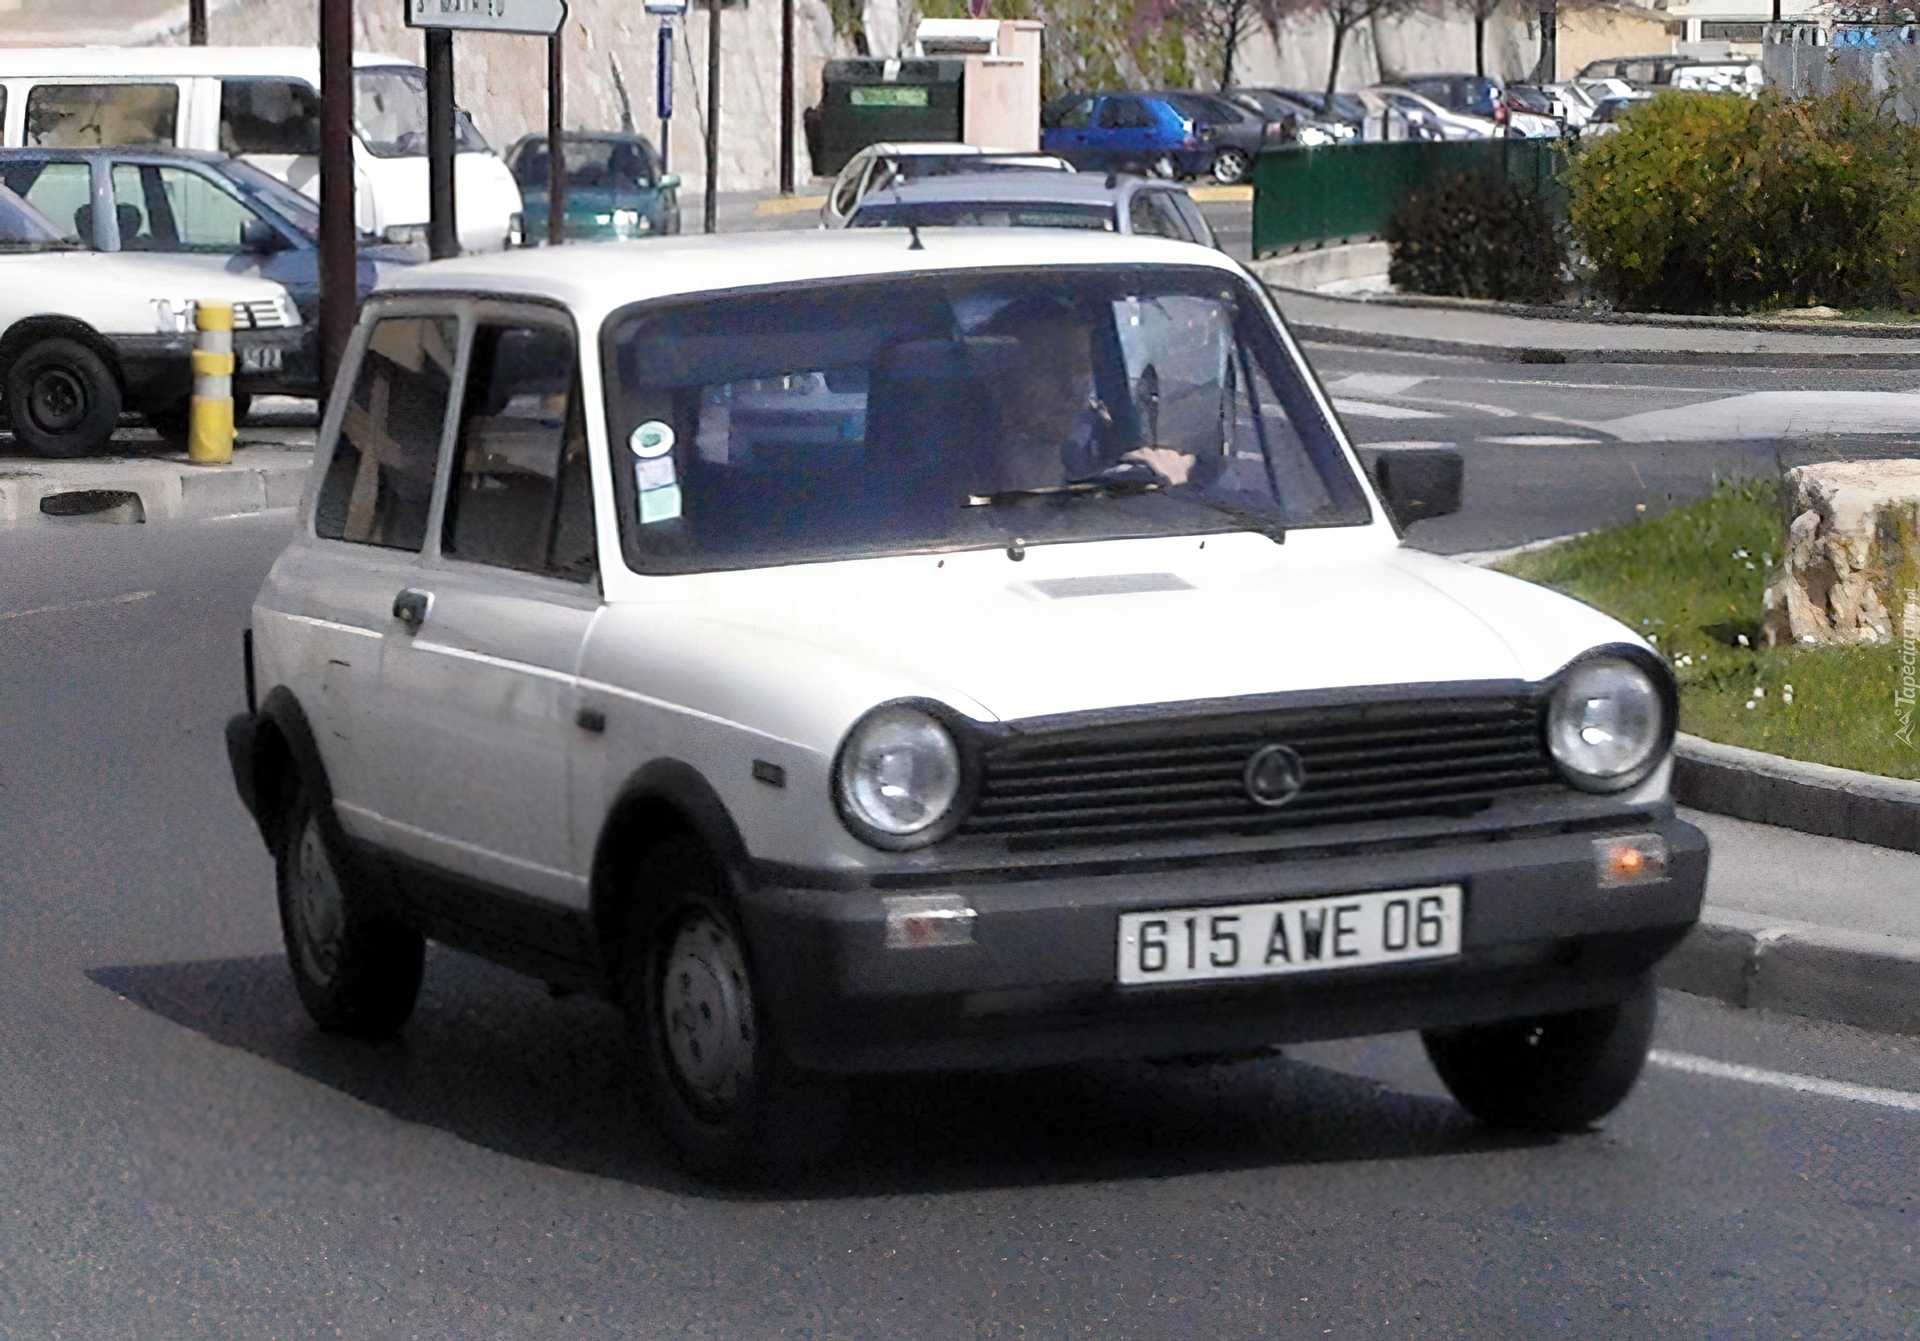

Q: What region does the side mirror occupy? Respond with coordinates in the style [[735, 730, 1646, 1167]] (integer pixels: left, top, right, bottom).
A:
[[240, 218, 283, 253], [1368, 446, 1463, 528], [657, 173, 681, 191]]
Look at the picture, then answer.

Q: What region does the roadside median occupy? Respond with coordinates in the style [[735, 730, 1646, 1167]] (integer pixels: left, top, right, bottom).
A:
[[0, 441, 311, 527]]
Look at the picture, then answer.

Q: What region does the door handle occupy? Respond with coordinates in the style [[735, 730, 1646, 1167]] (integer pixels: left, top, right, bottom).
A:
[[392, 587, 433, 631]]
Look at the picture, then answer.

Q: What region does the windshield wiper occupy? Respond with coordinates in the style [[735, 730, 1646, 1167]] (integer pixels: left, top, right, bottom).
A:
[[1197, 500, 1287, 543]]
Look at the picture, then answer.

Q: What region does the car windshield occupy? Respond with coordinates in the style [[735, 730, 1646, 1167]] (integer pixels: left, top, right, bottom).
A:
[[602, 266, 1370, 574], [0, 183, 68, 247], [851, 201, 1114, 230], [511, 137, 659, 190], [215, 156, 321, 240], [354, 67, 487, 158]]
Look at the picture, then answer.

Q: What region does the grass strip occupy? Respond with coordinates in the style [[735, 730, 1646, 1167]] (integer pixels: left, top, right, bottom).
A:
[[1496, 477, 1920, 780]]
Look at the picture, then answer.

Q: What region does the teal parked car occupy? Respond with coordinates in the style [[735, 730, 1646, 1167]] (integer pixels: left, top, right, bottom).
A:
[[506, 132, 681, 242]]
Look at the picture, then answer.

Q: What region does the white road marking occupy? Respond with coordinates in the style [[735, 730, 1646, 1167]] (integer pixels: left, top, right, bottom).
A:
[[1648, 1049, 1920, 1113], [1332, 398, 1444, 420], [0, 590, 154, 622], [1595, 391, 1920, 442], [1325, 373, 1430, 396], [1480, 434, 1606, 446], [201, 507, 298, 523], [1358, 440, 1457, 451], [1399, 395, 1521, 418]]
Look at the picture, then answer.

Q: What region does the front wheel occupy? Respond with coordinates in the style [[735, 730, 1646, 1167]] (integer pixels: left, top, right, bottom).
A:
[[1211, 147, 1251, 184], [276, 786, 424, 1040], [5, 337, 122, 458], [1421, 976, 1656, 1132], [621, 836, 846, 1180], [1147, 152, 1180, 180]]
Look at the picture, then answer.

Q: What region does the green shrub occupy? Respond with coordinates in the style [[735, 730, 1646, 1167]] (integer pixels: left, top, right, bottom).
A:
[[1380, 172, 1566, 304], [1568, 88, 1920, 313]]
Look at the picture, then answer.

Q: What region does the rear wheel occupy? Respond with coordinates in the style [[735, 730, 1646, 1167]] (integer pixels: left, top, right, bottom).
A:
[[276, 786, 424, 1040], [5, 337, 122, 458], [620, 836, 847, 1180], [1211, 147, 1252, 184], [1421, 975, 1656, 1132]]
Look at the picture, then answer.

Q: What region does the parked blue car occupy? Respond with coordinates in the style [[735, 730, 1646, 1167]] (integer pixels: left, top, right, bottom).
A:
[[1040, 92, 1214, 180]]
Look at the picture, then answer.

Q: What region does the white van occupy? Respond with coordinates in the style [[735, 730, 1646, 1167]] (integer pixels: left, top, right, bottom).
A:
[[0, 47, 524, 252]]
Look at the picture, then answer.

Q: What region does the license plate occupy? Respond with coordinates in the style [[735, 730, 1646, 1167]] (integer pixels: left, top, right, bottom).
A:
[[1116, 886, 1463, 986], [239, 345, 282, 374]]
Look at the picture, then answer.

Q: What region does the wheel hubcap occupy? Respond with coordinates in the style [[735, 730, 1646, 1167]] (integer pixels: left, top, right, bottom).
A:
[[288, 813, 347, 985], [660, 915, 756, 1112], [29, 367, 87, 433]]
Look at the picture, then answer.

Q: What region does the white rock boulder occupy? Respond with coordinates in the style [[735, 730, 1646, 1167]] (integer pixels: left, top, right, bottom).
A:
[[1762, 459, 1920, 647]]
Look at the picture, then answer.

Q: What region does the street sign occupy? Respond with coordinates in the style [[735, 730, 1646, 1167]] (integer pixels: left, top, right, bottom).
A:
[[408, 0, 567, 35], [644, 0, 688, 13]]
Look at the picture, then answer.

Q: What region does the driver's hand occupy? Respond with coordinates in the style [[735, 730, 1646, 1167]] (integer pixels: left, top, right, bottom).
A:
[[1123, 446, 1196, 486]]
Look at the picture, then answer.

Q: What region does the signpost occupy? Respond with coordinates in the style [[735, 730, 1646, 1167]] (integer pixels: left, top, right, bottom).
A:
[[703, 0, 720, 234], [407, 0, 569, 258], [320, 0, 355, 385], [645, 0, 686, 174]]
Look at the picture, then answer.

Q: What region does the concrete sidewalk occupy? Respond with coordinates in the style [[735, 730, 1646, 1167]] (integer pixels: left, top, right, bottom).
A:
[[1267, 286, 1920, 368], [1666, 808, 1920, 1035]]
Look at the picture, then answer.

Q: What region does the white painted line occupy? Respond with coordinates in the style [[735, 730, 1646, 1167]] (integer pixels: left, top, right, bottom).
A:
[[1358, 440, 1457, 451], [1480, 434, 1606, 446], [0, 590, 154, 622], [1648, 1049, 1920, 1114], [201, 507, 298, 523], [1326, 373, 1430, 396], [1332, 398, 1444, 421]]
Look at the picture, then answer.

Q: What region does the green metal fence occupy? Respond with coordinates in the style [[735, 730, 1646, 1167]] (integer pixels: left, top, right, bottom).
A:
[[1251, 139, 1570, 258]]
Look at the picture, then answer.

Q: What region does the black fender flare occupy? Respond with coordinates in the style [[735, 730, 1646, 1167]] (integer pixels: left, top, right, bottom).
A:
[[246, 686, 339, 856], [588, 757, 754, 974]]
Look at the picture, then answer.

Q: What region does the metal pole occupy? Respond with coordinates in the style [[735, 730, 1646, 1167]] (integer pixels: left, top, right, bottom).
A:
[[426, 27, 459, 260], [548, 30, 566, 247], [189, 0, 207, 45], [319, 0, 355, 388], [779, 0, 795, 195], [1538, 0, 1557, 85], [657, 19, 674, 174], [703, 0, 720, 234]]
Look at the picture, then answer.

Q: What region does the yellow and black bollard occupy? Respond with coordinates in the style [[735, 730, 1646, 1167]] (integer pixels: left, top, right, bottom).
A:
[[189, 300, 235, 465]]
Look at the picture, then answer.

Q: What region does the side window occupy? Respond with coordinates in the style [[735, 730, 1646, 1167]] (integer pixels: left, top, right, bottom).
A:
[[25, 84, 178, 147], [1128, 191, 1187, 241], [316, 316, 460, 550], [219, 79, 322, 156], [442, 324, 596, 582], [111, 164, 261, 252], [830, 156, 866, 216], [0, 161, 92, 242], [1171, 193, 1215, 247], [1096, 97, 1132, 130], [1056, 97, 1094, 130]]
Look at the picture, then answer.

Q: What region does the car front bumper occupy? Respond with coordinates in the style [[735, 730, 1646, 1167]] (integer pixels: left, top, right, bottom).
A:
[[110, 328, 313, 409], [741, 814, 1707, 1075]]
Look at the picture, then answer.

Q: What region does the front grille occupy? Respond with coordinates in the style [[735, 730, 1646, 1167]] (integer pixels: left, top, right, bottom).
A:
[[958, 696, 1558, 849], [236, 298, 292, 330]]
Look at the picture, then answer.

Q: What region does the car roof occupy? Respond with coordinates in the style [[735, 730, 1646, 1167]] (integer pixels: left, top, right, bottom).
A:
[[375, 229, 1241, 323], [853, 172, 1161, 207], [0, 47, 412, 78]]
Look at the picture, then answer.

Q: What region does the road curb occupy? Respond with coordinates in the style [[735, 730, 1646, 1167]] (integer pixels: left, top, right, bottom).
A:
[[1659, 908, 1920, 1037], [1284, 320, 1920, 369], [1671, 732, 1920, 854], [0, 447, 310, 527]]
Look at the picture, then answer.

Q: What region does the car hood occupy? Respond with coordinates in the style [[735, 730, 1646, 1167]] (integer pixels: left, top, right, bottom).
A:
[[604, 537, 1643, 737], [4, 249, 290, 299]]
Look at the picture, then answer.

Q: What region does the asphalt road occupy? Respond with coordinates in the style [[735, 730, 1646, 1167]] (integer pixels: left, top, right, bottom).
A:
[[4, 508, 1920, 1337]]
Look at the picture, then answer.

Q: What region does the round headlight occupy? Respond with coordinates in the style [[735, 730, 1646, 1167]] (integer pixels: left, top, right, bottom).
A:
[[1547, 656, 1666, 791], [835, 705, 962, 845]]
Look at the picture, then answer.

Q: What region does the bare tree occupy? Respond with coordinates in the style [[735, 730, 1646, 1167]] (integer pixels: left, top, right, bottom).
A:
[[1461, 0, 1502, 76], [1296, 0, 1422, 98]]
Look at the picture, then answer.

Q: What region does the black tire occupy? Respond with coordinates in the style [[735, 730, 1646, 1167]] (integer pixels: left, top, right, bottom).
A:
[[1422, 975, 1656, 1132], [145, 403, 190, 451], [5, 337, 122, 458], [619, 835, 847, 1180], [1211, 147, 1252, 185], [233, 391, 254, 425], [1148, 152, 1180, 180], [276, 786, 424, 1040]]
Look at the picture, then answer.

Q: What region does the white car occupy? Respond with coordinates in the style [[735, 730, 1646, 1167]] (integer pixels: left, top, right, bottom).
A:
[[226, 229, 1706, 1176], [1360, 88, 1498, 141], [0, 184, 299, 456], [822, 142, 1073, 228]]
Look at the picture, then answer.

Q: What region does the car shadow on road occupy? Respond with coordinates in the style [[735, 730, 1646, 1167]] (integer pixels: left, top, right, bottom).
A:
[[89, 947, 1552, 1200]]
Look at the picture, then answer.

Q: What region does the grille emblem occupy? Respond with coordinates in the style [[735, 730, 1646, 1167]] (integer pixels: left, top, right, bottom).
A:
[[1244, 743, 1306, 808]]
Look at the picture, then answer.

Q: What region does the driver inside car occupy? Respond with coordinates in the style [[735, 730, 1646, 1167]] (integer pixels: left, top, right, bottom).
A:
[[985, 296, 1196, 494]]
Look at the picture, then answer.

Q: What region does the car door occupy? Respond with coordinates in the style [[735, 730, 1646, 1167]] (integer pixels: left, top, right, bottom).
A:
[[1043, 95, 1097, 165], [292, 307, 461, 845], [366, 307, 600, 910], [1093, 96, 1153, 171]]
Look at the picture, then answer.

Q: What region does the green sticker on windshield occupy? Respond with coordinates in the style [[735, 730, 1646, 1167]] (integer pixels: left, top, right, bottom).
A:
[[639, 481, 682, 524]]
